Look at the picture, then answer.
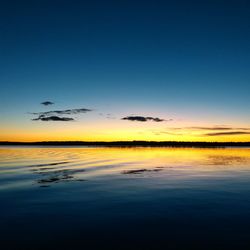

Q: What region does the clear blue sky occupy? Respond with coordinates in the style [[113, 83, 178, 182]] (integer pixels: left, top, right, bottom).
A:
[[1, 0, 250, 141]]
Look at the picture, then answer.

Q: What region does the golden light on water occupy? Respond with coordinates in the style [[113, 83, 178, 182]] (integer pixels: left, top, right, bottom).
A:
[[2, 147, 250, 180]]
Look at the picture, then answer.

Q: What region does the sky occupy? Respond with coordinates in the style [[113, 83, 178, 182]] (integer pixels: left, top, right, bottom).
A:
[[0, 0, 250, 142]]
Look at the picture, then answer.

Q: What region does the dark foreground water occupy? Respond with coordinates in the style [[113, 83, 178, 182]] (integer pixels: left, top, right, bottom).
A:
[[1, 146, 250, 249]]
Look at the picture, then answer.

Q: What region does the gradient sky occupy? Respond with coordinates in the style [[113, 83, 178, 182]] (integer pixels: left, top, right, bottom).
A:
[[1, 0, 250, 141]]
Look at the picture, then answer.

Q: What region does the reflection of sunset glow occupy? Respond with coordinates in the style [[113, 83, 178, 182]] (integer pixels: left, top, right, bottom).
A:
[[2, 147, 250, 182]]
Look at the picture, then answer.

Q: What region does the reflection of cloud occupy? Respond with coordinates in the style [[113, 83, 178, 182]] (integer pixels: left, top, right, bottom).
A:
[[205, 131, 250, 136], [29, 161, 70, 167], [122, 167, 163, 174], [32, 115, 74, 121], [122, 116, 171, 122], [30, 161, 86, 186], [41, 101, 54, 106], [207, 155, 248, 166]]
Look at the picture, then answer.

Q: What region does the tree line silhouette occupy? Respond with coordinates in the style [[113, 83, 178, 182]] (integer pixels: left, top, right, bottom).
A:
[[1, 141, 250, 147]]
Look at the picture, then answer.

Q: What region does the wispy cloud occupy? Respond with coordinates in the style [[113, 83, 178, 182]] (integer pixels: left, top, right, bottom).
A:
[[151, 125, 250, 137], [106, 113, 116, 119], [31, 108, 92, 116], [189, 126, 233, 130], [122, 116, 172, 122], [31, 107, 92, 122], [32, 115, 74, 121], [188, 126, 250, 131], [204, 131, 250, 136], [41, 101, 54, 106], [152, 131, 183, 136]]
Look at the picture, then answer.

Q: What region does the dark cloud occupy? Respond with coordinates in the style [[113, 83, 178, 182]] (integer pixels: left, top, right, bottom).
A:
[[122, 168, 163, 174], [189, 126, 250, 131], [122, 116, 171, 122], [32, 108, 92, 116], [41, 101, 54, 106], [190, 126, 233, 130], [30, 107, 92, 122], [204, 131, 250, 136], [169, 126, 250, 131], [32, 115, 74, 121], [152, 126, 250, 137]]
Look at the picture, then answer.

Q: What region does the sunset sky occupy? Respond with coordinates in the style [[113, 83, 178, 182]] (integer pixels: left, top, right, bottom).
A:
[[1, 0, 250, 142]]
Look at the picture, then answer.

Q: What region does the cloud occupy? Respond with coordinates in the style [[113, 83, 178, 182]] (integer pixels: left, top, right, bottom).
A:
[[31, 108, 92, 116], [168, 126, 250, 131], [106, 113, 116, 119], [30, 107, 92, 122], [152, 125, 250, 137], [204, 131, 250, 136], [32, 115, 74, 121], [155, 131, 183, 136], [122, 116, 171, 122], [31, 108, 92, 122], [189, 126, 233, 130], [41, 101, 54, 106]]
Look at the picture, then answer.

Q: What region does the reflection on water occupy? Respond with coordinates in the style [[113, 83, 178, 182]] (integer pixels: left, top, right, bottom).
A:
[[1, 146, 250, 249], [122, 167, 164, 174], [206, 155, 249, 165], [32, 163, 86, 186]]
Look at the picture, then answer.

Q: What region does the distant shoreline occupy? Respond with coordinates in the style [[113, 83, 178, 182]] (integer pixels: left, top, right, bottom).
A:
[[1, 141, 250, 148]]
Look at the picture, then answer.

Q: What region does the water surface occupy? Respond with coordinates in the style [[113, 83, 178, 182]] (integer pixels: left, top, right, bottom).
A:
[[1, 146, 250, 249]]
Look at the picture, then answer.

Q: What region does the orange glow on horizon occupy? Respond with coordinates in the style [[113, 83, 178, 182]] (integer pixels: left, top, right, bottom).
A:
[[1, 117, 250, 142], [1, 127, 250, 142]]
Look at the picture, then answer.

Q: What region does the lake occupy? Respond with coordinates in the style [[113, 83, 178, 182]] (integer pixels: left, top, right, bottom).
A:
[[1, 146, 250, 249]]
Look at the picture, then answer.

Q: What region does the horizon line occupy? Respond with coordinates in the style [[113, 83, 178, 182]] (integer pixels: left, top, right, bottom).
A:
[[1, 140, 250, 148]]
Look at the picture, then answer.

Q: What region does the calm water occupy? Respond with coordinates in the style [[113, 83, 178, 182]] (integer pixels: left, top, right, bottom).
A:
[[1, 146, 250, 249]]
